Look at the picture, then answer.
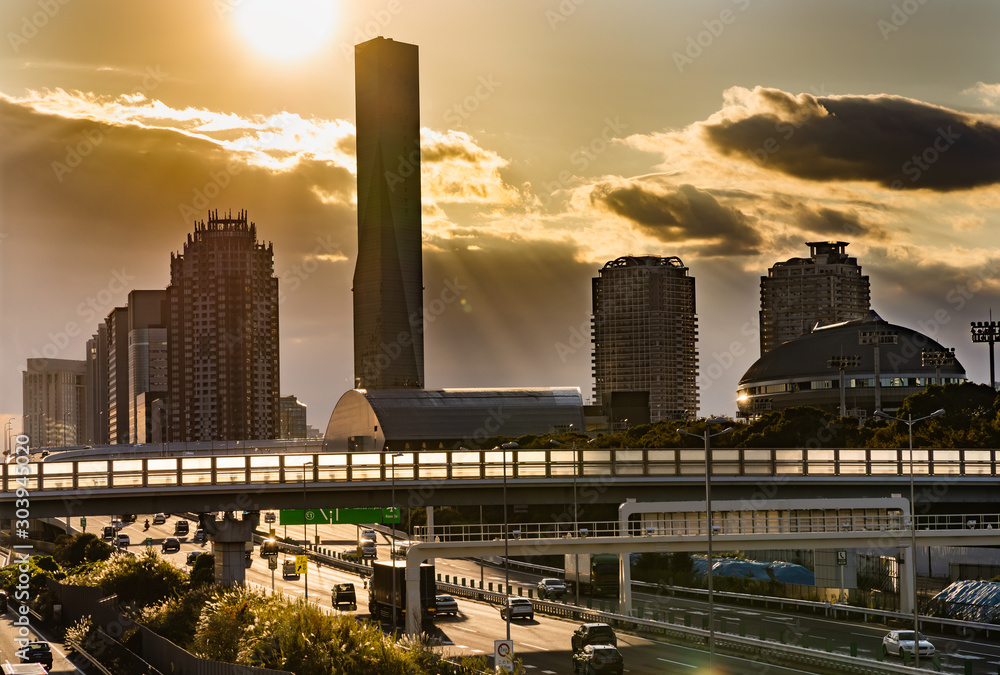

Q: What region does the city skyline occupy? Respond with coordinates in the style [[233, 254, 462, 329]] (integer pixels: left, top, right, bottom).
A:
[[3, 2, 1000, 431]]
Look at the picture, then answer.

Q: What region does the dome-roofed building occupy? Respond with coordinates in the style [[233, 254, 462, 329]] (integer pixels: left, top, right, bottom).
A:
[[324, 387, 586, 452], [737, 311, 965, 419]]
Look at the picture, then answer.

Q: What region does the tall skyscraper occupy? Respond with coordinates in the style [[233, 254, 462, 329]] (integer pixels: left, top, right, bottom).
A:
[[353, 37, 424, 390], [127, 290, 168, 443], [167, 211, 280, 441], [279, 394, 308, 439], [105, 306, 130, 444], [759, 241, 870, 355], [22, 358, 87, 447], [591, 256, 699, 428], [85, 324, 109, 445]]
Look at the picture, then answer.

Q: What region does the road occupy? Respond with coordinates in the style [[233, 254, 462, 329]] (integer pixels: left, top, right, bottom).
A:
[[17, 514, 1000, 674]]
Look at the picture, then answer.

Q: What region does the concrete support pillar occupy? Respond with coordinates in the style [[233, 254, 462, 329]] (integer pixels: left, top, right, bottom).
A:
[[899, 546, 915, 614], [405, 557, 423, 636], [200, 511, 259, 587], [620, 551, 632, 615], [426, 506, 435, 566]]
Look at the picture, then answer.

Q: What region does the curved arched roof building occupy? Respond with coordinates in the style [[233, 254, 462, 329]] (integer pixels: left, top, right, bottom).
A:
[[737, 311, 965, 419], [324, 387, 586, 452]]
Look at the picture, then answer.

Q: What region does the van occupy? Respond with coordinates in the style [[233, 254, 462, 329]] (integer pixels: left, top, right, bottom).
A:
[[282, 559, 299, 579]]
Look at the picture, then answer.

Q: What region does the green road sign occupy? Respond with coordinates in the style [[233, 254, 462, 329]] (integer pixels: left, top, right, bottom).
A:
[[279, 507, 399, 526]]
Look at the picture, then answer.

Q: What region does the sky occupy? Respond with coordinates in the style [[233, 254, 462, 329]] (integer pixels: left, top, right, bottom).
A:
[[3, 0, 1000, 433]]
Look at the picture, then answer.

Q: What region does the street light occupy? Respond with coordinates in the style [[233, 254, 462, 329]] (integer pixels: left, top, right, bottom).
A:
[[550, 436, 597, 606], [677, 417, 732, 668], [498, 441, 519, 641], [390, 450, 403, 632], [874, 408, 944, 668], [302, 461, 313, 601], [827, 354, 861, 417], [971, 318, 1000, 389]]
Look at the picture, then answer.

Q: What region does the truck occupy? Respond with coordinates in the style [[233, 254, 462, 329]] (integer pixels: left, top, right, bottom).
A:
[[565, 553, 619, 597], [368, 560, 436, 626], [282, 558, 299, 580]]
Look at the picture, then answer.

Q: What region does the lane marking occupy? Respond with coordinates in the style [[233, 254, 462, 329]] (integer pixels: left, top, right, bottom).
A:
[[519, 642, 549, 651], [657, 657, 696, 669]]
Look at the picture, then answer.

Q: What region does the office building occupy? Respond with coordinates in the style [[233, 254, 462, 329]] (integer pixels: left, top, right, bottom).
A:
[[22, 358, 87, 447], [85, 324, 109, 445], [279, 395, 308, 439], [353, 36, 424, 390], [167, 210, 280, 441], [759, 241, 870, 355], [127, 290, 168, 443], [106, 306, 130, 444], [591, 255, 699, 427]]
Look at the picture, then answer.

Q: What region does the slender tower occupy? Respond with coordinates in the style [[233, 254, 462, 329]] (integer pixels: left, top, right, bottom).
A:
[[353, 37, 424, 390]]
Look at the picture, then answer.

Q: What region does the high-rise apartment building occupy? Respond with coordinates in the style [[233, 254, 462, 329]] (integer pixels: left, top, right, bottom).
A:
[[85, 324, 109, 445], [127, 290, 168, 443], [759, 241, 870, 355], [22, 358, 87, 447], [167, 211, 280, 441], [353, 36, 424, 390], [591, 256, 699, 427], [279, 394, 308, 439]]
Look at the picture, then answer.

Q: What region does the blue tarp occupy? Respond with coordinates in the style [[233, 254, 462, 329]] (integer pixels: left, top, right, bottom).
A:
[[690, 556, 815, 585], [929, 580, 1000, 622]]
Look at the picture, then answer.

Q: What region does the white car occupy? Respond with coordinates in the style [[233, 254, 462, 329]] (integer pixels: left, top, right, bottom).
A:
[[116, 533, 130, 547], [500, 596, 534, 621], [882, 630, 935, 658]]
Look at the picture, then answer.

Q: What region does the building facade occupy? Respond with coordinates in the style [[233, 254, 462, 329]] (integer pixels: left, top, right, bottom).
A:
[[127, 290, 168, 443], [353, 36, 424, 390], [167, 210, 280, 441], [591, 256, 699, 427], [85, 324, 109, 445], [279, 395, 307, 439], [759, 241, 870, 355], [105, 306, 130, 444], [22, 358, 87, 448]]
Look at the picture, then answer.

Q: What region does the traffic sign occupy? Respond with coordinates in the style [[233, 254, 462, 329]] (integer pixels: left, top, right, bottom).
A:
[[268, 556, 278, 570], [294, 555, 308, 574], [279, 507, 400, 526], [494, 640, 514, 672], [837, 550, 847, 566]]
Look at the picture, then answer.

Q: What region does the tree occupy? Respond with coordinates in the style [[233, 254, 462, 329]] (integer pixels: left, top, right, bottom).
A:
[[70, 548, 187, 610]]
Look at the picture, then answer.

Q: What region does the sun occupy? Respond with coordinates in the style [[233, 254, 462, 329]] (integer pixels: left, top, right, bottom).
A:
[[234, 0, 336, 62]]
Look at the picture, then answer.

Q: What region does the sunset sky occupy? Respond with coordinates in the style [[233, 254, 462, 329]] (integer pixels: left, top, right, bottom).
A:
[[3, 0, 1000, 432]]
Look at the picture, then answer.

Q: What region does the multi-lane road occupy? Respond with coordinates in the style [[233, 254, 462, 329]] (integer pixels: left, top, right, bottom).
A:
[[6, 514, 1000, 673]]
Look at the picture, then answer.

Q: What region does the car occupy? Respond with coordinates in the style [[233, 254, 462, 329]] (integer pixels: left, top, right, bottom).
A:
[[161, 536, 181, 553], [537, 577, 567, 600], [153, 513, 167, 524], [174, 520, 189, 536], [19, 641, 53, 670], [0, 588, 8, 612], [572, 644, 624, 674], [186, 551, 205, 565], [102, 525, 115, 540], [282, 558, 300, 579], [116, 533, 130, 547], [260, 538, 280, 557], [360, 539, 377, 559], [341, 546, 364, 561], [572, 623, 618, 652], [193, 528, 206, 543], [361, 528, 377, 541], [500, 596, 534, 621], [111, 518, 124, 531], [332, 583, 357, 610], [882, 630, 935, 658], [435, 594, 459, 617], [264, 511, 276, 524]]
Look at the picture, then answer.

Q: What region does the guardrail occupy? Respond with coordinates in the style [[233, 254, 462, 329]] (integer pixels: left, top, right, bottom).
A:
[[5, 446, 1000, 494]]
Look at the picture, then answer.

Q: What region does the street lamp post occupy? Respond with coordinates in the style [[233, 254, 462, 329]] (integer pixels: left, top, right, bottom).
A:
[[302, 461, 313, 601], [874, 408, 944, 668], [390, 451, 403, 632], [677, 418, 732, 668], [550, 436, 596, 606], [498, 441, 518, 641]]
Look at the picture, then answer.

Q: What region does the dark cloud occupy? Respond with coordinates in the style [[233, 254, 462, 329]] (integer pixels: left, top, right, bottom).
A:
[[590, 181, 761, 255], [793, 204, 887, 241], [704, 87, 1000, 191]]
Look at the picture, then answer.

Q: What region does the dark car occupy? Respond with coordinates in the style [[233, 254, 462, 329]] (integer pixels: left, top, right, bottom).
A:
[[193, 528, 206, 543], [20, 641, 54, 670], [174, 520, 189, 536], [572, 623, 617, 652], [332, 583, 357, 610], [537, 577, 567, 600], [0, 588, 7, 612], [572, 644, 623, 674], [435, 594, 459, 617], [186, 551, 204, 565], [161, 536, 181, 553], [102, 525, 115, 540]]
